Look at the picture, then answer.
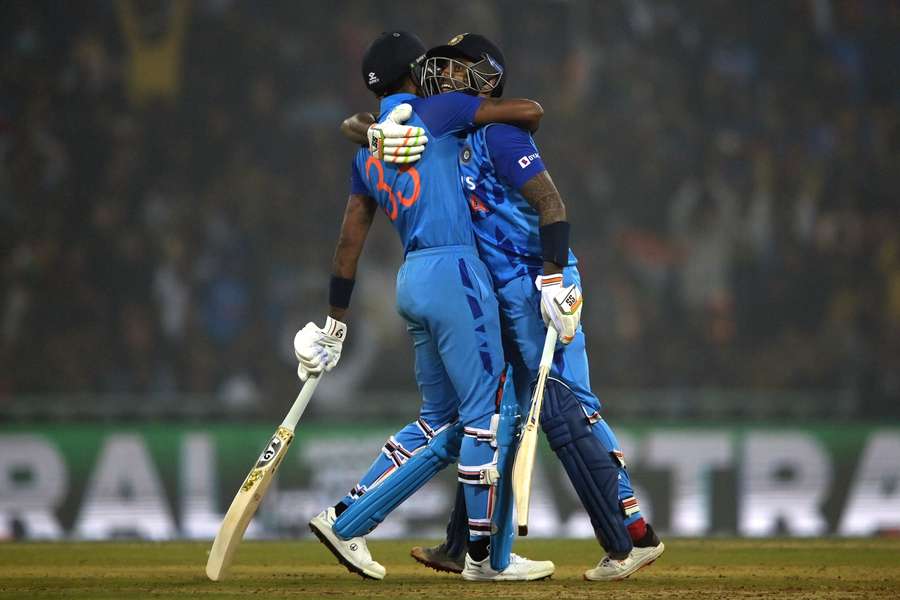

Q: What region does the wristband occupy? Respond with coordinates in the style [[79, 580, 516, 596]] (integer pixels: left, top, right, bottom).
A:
[[329, 276, 355, 309], [539, 221, 571, 267]]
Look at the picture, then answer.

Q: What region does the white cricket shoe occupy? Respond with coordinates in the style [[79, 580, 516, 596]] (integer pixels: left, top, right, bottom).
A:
[[583, 541, 665, 581], [309, 507, 386, 580], [461, 552, 555, 581]]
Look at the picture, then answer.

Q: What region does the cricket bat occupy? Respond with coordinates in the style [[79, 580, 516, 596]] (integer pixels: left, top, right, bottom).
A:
[[205, 375, 321, 581], [511, 327, 557, 536]]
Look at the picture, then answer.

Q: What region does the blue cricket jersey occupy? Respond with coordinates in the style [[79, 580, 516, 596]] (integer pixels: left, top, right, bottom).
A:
[[459, 124, 577, 288], [350, 92, 484, 254]]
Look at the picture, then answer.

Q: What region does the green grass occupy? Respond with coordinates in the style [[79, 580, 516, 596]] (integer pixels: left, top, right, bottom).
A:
[[1, 538, 899, 599]]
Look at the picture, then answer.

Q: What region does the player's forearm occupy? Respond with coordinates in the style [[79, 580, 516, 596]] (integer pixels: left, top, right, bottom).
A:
[[521, 171, 567, 226], [341, 112, 375, 146], [521, 172, 568, 275], [329, 194, 377, 319], [474, 98, 544, 133]]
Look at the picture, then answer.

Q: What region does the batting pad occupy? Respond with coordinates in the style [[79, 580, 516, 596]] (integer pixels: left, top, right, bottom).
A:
[[488, 388, 520, 571], [333, 422, 463, 539], [541, 378, 633, 556]]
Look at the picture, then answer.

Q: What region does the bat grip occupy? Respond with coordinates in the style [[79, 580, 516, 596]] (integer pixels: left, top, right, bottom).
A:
[[280, 375, 321, 431], [539, 327, 558, 370]]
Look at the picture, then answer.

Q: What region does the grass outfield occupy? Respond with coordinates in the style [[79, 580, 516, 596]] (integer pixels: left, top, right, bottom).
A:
[[1, 538, 899, 599]]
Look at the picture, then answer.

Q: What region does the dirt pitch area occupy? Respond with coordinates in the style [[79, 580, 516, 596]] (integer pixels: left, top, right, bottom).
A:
[[1, 538, 898, 599]]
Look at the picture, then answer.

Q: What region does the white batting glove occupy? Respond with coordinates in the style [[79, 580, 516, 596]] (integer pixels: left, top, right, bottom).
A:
[[368, 103, 429, 164], [293, 316, 347, 381], [535, 274, 583, 345]]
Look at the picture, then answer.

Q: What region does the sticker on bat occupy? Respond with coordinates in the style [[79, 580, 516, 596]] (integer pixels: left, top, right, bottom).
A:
[[255, 435, 283, 468]]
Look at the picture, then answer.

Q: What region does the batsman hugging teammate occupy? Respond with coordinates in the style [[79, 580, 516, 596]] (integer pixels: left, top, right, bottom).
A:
[[292, 31, 554, 582], [339, 33, 666, 581]]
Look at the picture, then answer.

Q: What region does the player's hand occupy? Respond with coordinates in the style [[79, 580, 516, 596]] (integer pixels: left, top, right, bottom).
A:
[[341, 112, 376, 146], [293, 316, 347, 381], [368, 103, 429, 164], [535, 274, 582, 344]]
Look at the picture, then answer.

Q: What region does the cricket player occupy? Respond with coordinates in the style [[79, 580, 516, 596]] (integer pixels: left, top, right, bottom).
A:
[[341, 33, 665, 581], [293, 31, 553, 582]]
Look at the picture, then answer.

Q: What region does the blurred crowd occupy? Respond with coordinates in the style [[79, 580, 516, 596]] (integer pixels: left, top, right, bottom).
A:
[[1, 0, 898, 417]]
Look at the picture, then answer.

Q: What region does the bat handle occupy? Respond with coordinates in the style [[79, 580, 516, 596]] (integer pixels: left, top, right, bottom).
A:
[[280, 375, 321, 431], [524, 327, 558, 430], [538, 327, 558, 371]]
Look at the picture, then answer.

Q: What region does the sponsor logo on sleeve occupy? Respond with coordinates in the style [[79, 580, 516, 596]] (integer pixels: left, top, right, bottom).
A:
[[518, 152, 540, 168]]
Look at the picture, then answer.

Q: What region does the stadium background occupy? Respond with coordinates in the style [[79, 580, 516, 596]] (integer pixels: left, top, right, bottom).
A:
[[1, 0, 898, 542]]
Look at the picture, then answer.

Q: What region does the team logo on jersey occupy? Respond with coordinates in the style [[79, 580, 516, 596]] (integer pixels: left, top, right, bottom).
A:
[[460, 145, 473, 164]]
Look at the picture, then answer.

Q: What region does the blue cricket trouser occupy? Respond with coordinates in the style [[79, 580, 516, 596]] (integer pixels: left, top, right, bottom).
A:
[[342, 245, 504, 539], [497, 266, 644, 527]]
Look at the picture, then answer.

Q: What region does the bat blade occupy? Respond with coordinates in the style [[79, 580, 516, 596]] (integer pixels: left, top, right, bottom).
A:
[[510, 327, 557, 537], [206, 376, 320, 581], [512, 418, 540, 536], [205, 427, 293, 581]]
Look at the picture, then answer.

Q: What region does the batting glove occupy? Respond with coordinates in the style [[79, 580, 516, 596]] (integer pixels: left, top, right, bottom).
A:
[[535, 274, 583, 345], [293, 316, 347, 381], [368, 103, 429, 164]]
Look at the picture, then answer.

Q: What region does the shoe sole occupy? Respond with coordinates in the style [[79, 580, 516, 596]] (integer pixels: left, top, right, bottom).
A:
[[309, 519, 383, 580], [583, 542, 666, 582], [409, 547, 464, 574], [461, 565, 555, 582], [461, 572, 554, 582]]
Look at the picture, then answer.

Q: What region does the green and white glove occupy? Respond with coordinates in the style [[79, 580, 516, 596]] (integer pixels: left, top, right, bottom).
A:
[[293, 316, 347, 381], [368, 103, 429, 164], [535, 274, 583, 345]]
